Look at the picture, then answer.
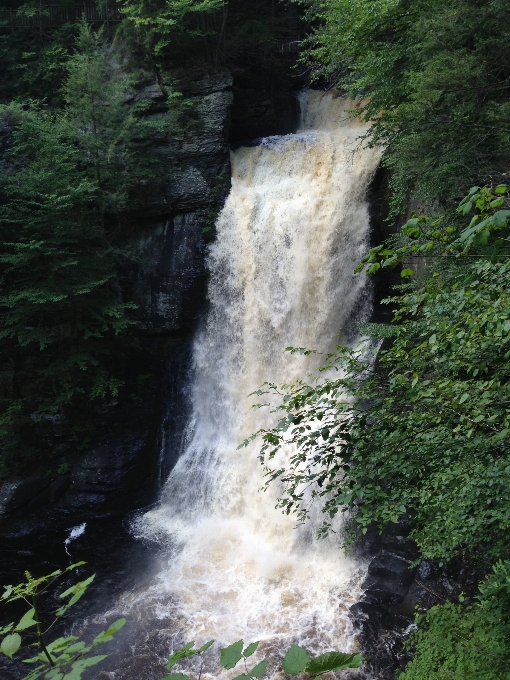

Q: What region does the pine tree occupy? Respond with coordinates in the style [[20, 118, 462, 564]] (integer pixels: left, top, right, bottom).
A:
[[0, 23, 163, 471]]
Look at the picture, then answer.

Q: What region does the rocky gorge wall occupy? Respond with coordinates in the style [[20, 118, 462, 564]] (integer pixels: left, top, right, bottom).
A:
[[0, 59, 303, 530]]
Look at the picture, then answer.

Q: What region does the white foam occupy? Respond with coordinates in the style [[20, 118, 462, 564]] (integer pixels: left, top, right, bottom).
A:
[[122, 91, 382, 672], [64, 523, 86, 556]]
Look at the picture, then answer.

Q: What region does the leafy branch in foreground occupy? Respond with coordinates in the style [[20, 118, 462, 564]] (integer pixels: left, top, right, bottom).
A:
[[1, 564, 362, 680], [0, 21, 174, 470], [160, 639, 362, 680], [356, 183, 510, 277], [0, 563, 125, 680]]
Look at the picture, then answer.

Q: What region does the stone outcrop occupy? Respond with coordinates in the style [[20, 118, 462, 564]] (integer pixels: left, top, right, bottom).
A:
[[130, 68, 233, 334], [350, 520, 484, 678]]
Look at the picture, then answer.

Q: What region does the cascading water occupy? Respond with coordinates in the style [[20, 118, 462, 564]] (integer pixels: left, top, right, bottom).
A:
[[108, 91, 382, 676]]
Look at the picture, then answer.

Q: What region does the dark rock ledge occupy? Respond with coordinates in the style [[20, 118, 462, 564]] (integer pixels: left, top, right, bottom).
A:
[[350, 520, 484, 678]]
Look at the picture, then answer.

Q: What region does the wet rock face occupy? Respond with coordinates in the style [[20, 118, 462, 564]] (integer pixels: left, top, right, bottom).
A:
[[0, 478, 52, 517], [131, 213, 209, 333], [0, 434, 155, 524], [363, 550, 418, 606], [350, 521, 485, 679], [131, 69, 233, 334], [349, 519, 418, 677], [62, 435, 151, 511]]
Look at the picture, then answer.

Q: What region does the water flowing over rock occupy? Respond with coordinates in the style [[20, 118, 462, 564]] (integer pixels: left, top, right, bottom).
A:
[[103, 91, 382, 677]]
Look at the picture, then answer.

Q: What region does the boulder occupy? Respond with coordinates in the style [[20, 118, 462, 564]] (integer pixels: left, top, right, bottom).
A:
[[61, 435, 151, 511], [362, 549, 418, 606], [0, 477, 51, 518]]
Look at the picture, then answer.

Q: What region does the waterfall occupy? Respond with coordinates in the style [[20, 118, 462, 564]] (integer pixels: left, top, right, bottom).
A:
[[122, 91, 382, 674]]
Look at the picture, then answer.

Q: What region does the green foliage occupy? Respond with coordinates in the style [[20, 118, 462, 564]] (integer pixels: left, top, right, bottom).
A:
[[282, 644, 311, 674], [297, 0, 510, 214], [120, 0, 224, 60], [0, 22, 80, 103], [244, 185, 510, 561], [0, 563, 125, 680], [166, 639, 215, 670], [160, 639, 362, 680], [399, 560, 510, 679], [0, 22, 169, 470], [117, 0, 301, 78], [356, 183, 510, 274], [305, 652, 363, 675], [220, 639, 244, 669]]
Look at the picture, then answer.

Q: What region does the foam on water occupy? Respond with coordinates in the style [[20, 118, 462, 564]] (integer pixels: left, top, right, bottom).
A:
[[117, 91, 382, 674]]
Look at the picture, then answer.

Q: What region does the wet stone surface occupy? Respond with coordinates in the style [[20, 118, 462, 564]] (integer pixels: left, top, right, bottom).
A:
[[350, 520, 486, 678]]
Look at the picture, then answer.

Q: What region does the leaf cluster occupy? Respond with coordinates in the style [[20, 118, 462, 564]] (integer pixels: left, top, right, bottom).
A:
[[356, 183, 510, 277], [119, 0, 224, 59], [0, 22, 176, 470], [0, 563, 126, 680], [161, 639, 362, 680], [399, 559, 510, 679]]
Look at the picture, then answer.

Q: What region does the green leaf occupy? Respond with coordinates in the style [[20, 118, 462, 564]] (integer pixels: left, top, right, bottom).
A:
[[220, 640, 244, 669], [243, 641, 259, 658], [306, 652, 363, 674], [92, 618, 126, 645], [492, 210, 510, 228], [56, 575, 95, 616], [47, 636, 79, 652], [462, 201, 473, 215], [401, 268, 415, 278], [491, 428, 509, 444], [382, 256, 400, 268], [473, 228, 490, 246], [250, 659, 269, 677], [160, 675, 190, 680], [495, 184, 508, 194], [166, 642, 198, 669], [15, 608, 37, 631], [60, 654, 108, 679], [232, 675, 251, 680], [281, 645, 310, 674], [1, 633, 21, 658], [1, 587, 13, 601]]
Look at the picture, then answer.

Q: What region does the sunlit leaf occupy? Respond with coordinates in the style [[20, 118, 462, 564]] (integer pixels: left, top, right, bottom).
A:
[[1, 633, 21, 658], [166, 642, 198, 669], [250, 659, 269, 677], [306, 651, 363, 675], [243, 641, 259, 658], [16, 608, 37, 631]]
